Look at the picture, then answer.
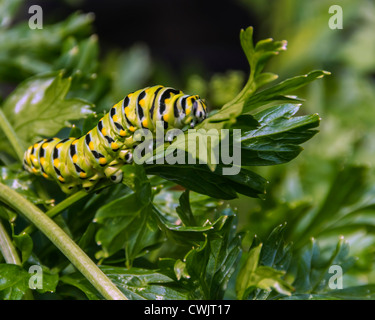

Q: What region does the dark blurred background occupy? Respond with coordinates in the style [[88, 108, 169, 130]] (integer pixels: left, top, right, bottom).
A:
[[23, 0, 258, 76]]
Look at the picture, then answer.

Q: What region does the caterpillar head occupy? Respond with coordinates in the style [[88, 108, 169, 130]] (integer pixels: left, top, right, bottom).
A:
[[186, 96, 207, 127]]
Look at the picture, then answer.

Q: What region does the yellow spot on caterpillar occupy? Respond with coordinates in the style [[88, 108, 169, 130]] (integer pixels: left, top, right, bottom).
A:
[[163, 114, 170, 122], [165, 98, 170, 104], [42, 173, 48, 179], [30, 155, 37, 164], [111, 142, 119, 150], [40, 157, 45, 166], [56, 143, 63, 149], [58, 176, 65, 182], [125, 106, 130, 117], [129, 126, 135, 132], [72, 154, 78, 163], [186, 108, 191, 116], [99, 157, 107, 165], [89, 141, 94, 150], [53, 158, 59, 167], [142, 119, 148, 128], [72, 139, 79, 145], [42, 142, 49, 148], [113, 114, 119, 122], [139, 99, 145, 107], [33, 143, 39, 149], [101, 127, 107, 136], [79, 172, 87, 179], [32, 167, 38, 173], [120, 129, 127, 137]]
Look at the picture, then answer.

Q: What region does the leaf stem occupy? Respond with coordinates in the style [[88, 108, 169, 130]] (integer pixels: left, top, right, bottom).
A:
[[21, 190, 89, 235], [0, 182, 127, 300], [0, 108, 25, 162], [0, 218, 34, 300], [0, 219, 21, 265], [21, 181, 112, 235]]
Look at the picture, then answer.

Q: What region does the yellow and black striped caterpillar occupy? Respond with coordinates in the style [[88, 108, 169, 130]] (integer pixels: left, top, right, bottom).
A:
[[23, 85, 207, 193]]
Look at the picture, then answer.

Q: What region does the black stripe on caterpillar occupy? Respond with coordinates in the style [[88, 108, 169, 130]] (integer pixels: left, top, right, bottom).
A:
[[23, 85, 207, 193]]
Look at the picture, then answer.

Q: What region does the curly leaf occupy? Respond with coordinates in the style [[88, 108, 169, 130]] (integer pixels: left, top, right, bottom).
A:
[[95, 165, 160, 266], [0, 264, 29, 300], [291, 237, 356, 294], [236, 244, 293, 299], [203, 26, 286, 128], [94, 192, 160, 265], [146, 164, 267, 200], [182, 209, 242, 299], [1, 72, 93, 148], [152, 204, 228, 245], [61, 266, 189, 300], [244, 70, 331, 112], [240, 104, 320, 166]]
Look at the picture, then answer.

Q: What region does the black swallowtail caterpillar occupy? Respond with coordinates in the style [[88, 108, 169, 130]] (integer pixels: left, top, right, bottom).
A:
[[23, 85, 207, 194]]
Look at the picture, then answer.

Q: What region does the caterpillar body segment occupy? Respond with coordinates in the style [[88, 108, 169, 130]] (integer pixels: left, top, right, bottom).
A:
[[23, 85, 207, 193]]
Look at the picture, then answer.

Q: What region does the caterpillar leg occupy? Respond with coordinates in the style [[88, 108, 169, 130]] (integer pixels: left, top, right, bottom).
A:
[[104, 164, 123, 184], [60, 183, 80, 194], [79, 173, 101, 191], [118, 149, 133, 163], [82, 181, 98, 192], [103, 150, 133, 183]]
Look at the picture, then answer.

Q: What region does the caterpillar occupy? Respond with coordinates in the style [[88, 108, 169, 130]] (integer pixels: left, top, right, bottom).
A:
[[23, 85, 207, 194]]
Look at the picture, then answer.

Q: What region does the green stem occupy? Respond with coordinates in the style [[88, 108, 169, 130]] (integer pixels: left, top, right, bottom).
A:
[[0, 219, 34, 300], [21, 190, 89, 235], [21, 181, 112, 235], [0, 182, 127, 300], [0, 219, 21, 265], [0, 108, 25, 162]]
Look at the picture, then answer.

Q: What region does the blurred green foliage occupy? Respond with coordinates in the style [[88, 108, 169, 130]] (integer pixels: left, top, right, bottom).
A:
[[0, 0, 374, 300], [232, 0, 375, 290]]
